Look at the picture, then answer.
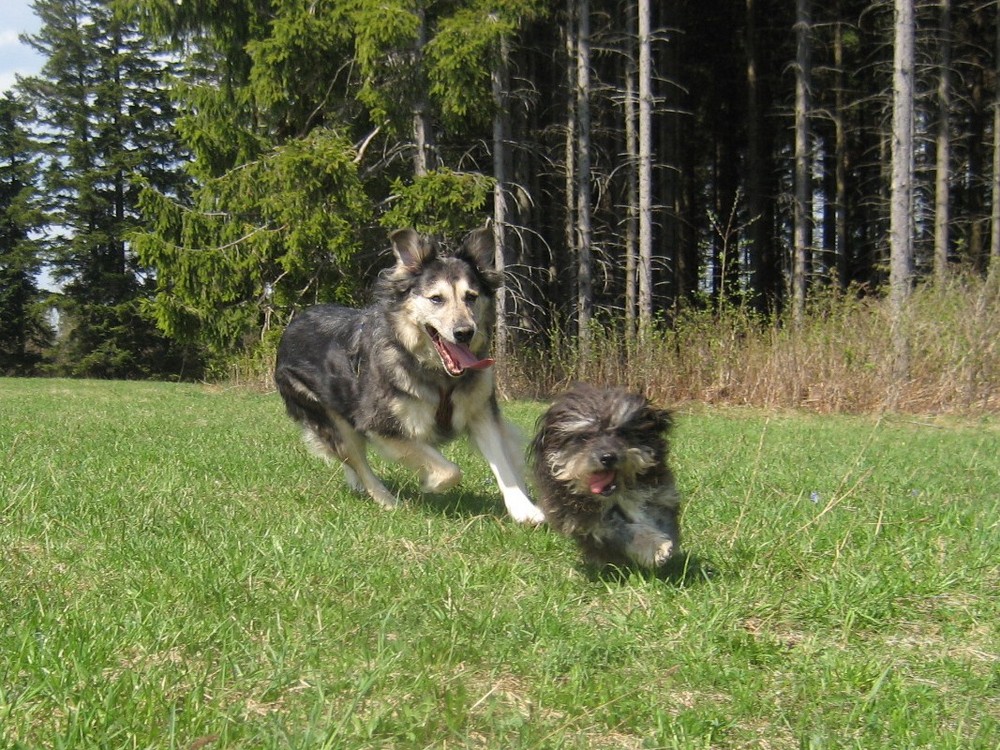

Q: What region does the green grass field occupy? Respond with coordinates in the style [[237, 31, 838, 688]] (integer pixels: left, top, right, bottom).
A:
[[1, 378, 998, 749]]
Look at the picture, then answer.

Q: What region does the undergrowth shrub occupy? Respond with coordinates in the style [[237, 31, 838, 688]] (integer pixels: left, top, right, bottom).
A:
[[505, 274, 998, 414], [209, 328, 282, 389]]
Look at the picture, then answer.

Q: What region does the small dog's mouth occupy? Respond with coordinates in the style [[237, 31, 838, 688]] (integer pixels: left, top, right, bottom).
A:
[[426, 326, 494, 376], [588, 470, 618, 496]]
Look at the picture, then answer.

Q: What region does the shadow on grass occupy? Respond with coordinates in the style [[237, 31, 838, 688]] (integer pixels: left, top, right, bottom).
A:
[[411, 487, 511, 520], [404, 490, 720, 589], [583, 552, 719, 588], [309, 466, 505, 520]]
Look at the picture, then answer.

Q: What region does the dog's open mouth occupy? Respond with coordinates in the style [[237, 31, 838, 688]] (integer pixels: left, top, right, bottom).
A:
[[427, 326, 495, 376], [589, 470, 618, 496]]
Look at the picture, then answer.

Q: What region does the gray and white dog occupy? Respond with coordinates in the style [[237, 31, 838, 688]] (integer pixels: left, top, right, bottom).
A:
[[530, 383, 682, 569], [275, 227, 545, 524]]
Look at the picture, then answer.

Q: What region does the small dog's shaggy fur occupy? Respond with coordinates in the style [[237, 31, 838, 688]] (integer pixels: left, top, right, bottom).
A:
[[530, 383, 682, 569]]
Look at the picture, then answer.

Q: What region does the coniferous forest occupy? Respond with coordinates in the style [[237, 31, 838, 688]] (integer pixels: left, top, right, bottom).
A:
[[1, 0, 998, 408]]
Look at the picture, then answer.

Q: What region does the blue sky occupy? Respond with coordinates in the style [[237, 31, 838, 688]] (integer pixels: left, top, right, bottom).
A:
[[1, 2, 43, 93]]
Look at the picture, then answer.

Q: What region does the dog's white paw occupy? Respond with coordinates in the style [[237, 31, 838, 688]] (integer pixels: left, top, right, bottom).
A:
[[343, 466, 365, 493], [505, 497, 547, 525], [371, 487, 400, 509], [345, 467, 399, 508]]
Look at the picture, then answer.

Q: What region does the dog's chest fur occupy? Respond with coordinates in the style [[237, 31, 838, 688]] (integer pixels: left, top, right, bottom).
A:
[[347, 313, 495, 443], [383, 370, 494, 442], [545, 476, 669, 535]]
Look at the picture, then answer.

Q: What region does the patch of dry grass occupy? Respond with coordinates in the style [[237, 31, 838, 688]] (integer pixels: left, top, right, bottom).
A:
[[506, 273, 999, 414]]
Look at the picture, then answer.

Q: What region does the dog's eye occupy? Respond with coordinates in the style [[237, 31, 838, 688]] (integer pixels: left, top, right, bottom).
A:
[[428, 294, 444, 305], [464, 291, 479, 304]]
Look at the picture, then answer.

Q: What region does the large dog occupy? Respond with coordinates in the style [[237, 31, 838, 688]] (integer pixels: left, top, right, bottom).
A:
[[529, 383, 682, 569], [274, 227, 545, 524]]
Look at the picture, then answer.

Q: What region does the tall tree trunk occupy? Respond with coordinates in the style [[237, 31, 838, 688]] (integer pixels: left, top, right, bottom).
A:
[[822, 129, 836, 282], [834, 11, 849, 289], [991, 0, 1000, 269], [637, 0, 653, 337], [413, 8, 435, 177], [968, 64, 987, 271], [889, 0, 915, 401], [564, 0, 577, 325], [113, 26, 127, 286], [576, 0, 593, 357], [792, 0, 811, 325], [660, 2, 688, 310], [746, 0, 779, 310], [624, 0, 638, 345], [934, 0, 952, 282], [492, 31, 510, 363], [747, 0, 765, 307]]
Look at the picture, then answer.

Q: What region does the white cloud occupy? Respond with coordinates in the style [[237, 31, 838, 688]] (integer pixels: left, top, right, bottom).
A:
[[0, 29, 22, 47], [0, 2, 43, 92]]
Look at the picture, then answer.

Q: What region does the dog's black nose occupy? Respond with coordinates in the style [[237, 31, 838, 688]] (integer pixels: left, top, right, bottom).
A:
[[453, 327, 475, 345], [599, 452, 618, 468]]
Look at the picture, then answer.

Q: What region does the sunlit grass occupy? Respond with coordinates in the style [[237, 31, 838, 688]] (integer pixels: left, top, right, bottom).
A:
[[1, 379, 998, 748]]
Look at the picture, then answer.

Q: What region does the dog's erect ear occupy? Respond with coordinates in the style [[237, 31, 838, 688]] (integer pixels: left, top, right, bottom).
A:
[[458, 227, 494, 269], [390, 228, 437, 272], [649, 406, 673, 434], [457, 226, 503, 289]]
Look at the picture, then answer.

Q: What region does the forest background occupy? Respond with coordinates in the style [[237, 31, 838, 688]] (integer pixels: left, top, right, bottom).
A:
[[0, 0, 997, 413]]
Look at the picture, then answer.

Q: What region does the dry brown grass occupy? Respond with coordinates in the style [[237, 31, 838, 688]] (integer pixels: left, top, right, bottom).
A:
[[504, 273, 1000, 414]]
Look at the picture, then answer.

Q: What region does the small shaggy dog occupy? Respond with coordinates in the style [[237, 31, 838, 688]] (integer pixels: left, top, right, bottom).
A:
[[530, 383, 682, 570]]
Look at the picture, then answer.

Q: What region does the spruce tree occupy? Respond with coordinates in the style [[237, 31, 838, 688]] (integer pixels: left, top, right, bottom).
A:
[[0, 92, 49, 374], [130, 0, 373, 354], [19, 0, 190, 378]]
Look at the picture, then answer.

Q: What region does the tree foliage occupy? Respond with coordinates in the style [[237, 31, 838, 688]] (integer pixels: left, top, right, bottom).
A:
[[0, 93, 49, 373], [381, 169, 494, 236], [6, 0, 1000, 381], [133, 127, 371, 352], [18, 0, 191, 377]]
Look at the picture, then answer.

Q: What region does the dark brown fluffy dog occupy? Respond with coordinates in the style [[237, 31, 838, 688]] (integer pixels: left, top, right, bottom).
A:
[[530, 383, 682, 569]]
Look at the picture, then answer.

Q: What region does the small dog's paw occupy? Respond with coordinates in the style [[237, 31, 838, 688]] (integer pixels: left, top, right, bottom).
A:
[[653, 539, 677, 566]]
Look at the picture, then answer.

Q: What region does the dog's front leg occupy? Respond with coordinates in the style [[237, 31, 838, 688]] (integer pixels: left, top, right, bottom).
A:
[[625, 525, 679, 567], [469, 416, 546, 525], [324, 415, 399, 509]]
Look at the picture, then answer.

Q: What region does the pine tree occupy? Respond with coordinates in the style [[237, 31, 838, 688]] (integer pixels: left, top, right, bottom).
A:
[[0, 92, 50, 373], [19, 0, 190, 377], [131, 0, 550, 355]]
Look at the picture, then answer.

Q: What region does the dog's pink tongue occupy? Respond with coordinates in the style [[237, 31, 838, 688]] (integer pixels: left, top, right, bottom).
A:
[[442, 340, 494, 371], [589, 471, 616, 495]]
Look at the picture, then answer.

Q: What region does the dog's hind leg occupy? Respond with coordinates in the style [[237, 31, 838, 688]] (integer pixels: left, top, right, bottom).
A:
[[305, 428, 363, 494], [371, 437, 463, 494], [276, 365, 397, 508], [468, 415, 546, 524], [304, 417, 398, 509]]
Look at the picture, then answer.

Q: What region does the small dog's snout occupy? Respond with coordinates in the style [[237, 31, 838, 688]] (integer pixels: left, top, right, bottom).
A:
[[453, 326, 475, 345], [599, 452, 618, 468]]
